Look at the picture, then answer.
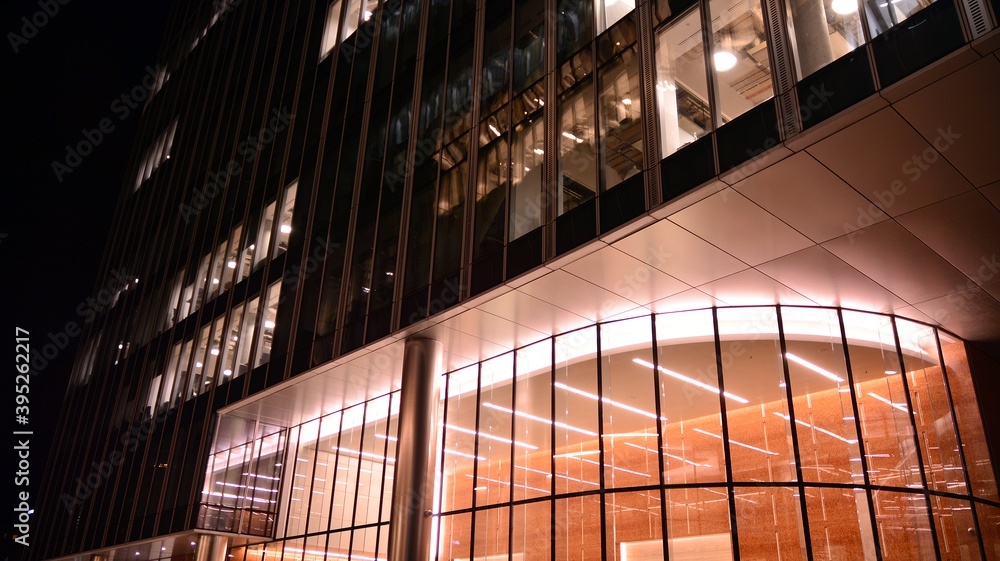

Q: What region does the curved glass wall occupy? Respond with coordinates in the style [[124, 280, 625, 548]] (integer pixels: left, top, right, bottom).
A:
[[221, 306, 998, 561]]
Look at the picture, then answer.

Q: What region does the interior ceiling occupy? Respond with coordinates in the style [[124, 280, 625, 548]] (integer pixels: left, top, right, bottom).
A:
[[225, 45, 1000, 433]]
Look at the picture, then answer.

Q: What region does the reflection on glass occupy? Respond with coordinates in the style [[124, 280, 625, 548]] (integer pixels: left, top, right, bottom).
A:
[[558, 0, 594, 60], [598, 47, 643, 190], [475, 506, 510, 559], [735, 486, 806, 560], [510, 116, 544, 239], [655, 8, 712, 158], [220, 303, 244, 380], [236, 297, 259, 376], [555, 495, 603, 559], [514, 0, 545, 92], [930, 496, 980, 561], [273, 181, 297, 258], [478, 354, 515, 506], [555, 327, 601, 494], [254, 200, 277, 270], [785, 0, 863, 77], [605, 490, 662, 561], [805, 487, 877, 560], [871, 490, 935, 559], [442, 366, 478, 513], [667, 487, 734, 559], [513, 501, 551, 560], [474, 131, 508, 258], [709, 0, 774, 122], [253, 280, 282, 368], [865, 0, 935, 37], [717, 307, 796, 482], [433, 141, 468, 281], [598, 0, 636, 32], [320, 0, 343, 59], [343, 0, 362, 40], [514, 340, 552, 501], [221, 224, 242, 292], [558, 80, 597, 215]]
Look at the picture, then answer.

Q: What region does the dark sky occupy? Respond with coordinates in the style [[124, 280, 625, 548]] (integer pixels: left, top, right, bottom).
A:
[[2, 1, 173, 557]]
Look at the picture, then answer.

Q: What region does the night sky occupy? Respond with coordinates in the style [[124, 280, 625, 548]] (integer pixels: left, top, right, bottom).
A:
[[3, 1, 173, 557]]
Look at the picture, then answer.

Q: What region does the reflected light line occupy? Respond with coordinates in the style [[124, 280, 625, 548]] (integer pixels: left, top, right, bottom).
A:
[[444, 449, 485, 461], [375, 433, 398, 442], [867, 392, 909, 412], [554, 382, 667, 421], [483, 402, 598, 436], [785, 352, 845, 383], [772, 412, 858, 444], [443, 423, 539, 450], [692, 428, 779, 456], [633, 358, 749, 404]]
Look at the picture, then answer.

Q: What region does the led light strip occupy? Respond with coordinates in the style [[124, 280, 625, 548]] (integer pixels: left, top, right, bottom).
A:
[[692, 428, 778, 456], [633, 358, 749, 404], [867, 392, 909, 412], [483, 402, 598, 436], [772, 412, 859, 444], [554, 382, 667, 421], [443, 423, 539, 450], [785, 353, 845, 383]]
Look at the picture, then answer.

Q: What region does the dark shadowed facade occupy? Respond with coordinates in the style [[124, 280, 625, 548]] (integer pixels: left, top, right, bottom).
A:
[[32, 0, 1000, 560]]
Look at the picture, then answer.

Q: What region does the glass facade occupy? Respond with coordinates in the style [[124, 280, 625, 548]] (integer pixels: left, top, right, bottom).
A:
[[33, 0, 996, 558], [213, 306, 997, 561]]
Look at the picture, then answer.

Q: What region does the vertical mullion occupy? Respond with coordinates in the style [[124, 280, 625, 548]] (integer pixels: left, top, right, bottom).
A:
[[372, 392, 396, 555], [889, 316, 942, 560], [595, 323, 609, 561], [469, 361, 485, 557], [932, 327, 988, 561], [775, 305, 814, 561], [550, 335, 557, 561], [650, 313, 671, 560], [347, 401, 371, 554], [837, 308, 884, 561], [712, 307, 740, 561], [507, 351, 517, 561], [434, 373, 452, 561]]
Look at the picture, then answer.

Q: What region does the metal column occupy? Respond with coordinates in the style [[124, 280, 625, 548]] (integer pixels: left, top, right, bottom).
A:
[[387, 337, 444, 561]]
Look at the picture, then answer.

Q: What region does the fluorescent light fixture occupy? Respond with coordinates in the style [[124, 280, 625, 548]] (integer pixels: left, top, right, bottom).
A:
[[533, 148, 544, 155], [561, 131, 584, 143], [227, 260, 237, 269], [280, 223, 292, 234], [713, 51, 738, 71], [483, 402, 597, 436], [223, 369, 232, 376], [621, 98, 632, 106], [488, 124, 501, 136], [867, 392, 908, 412], [375, 433, 398, 442], [693, 427, 778, 456], [555, 381, 667, 421], [444, 423, 538, 450], [210, 348, 220, 356], [633, 358, 749, 404], [785, 352, 845, 383], [444, 449, 485, 461], [553, 450, 600, 459], [264, 320, 276, 329], [772, 412, 858, 444]]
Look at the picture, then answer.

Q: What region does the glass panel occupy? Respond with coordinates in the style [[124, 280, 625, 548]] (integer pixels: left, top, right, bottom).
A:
[[285, 420, 319, 538], [510, 115, 545, 239], [254, 200, 277, 270], [172, 339, 194, 405], [329, 405, 364, 532], [555, 495, 603, 560], [554, 327, 602, 494], [865, 0, 936, 37], [781, 307, 861, 484], [193, 253, 211, 311], [438, 512, 473, 560], [606, 490, 663, 561], [871, 490, 936, 559], [433, 142, 468, 281], [221, 224, 243, 292], [351, 525, 379, 560], [600, 317, 659, 490], [478, 353, 515, 506], [474, 135, 508, 258], [940, 334, 998, 501], [189, 323, 212, 399], [734, 486, 807, 560], [974, 502, 1000, 560], [320, 0, 343, 59], [786, 0, 864, 78], [897, 319, 966, 495], [355, 395, 391, 526], [481, 2, 512, 113], [442, 366, 479, 513], [514, 340, 552, 501], [202, 316, 224, 391], [220, 303, 244, 380], [236, 297, 259, 377], [709, 0, 774, 122], [717, 307, 796, 483], [655, 309, 728, 485], [253, 281, 282, 368], [558, 0, 593, 59], [804, 486, 877, 561], [930, 496, 982, 561], [655, 7, 712, 158], [512, 501, 551, 560], [666, 487, 735, 560], [343, 0, 362, 39], [558, 80, 598, 215], [514, 0, 546, 92], [598, 46, 643, 190], [308, 412, 340, 534], [475, 506, 510, 559], [842, 311, 922, 489], [273, 181, 297, 258], [598, 0, 637, 33]]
